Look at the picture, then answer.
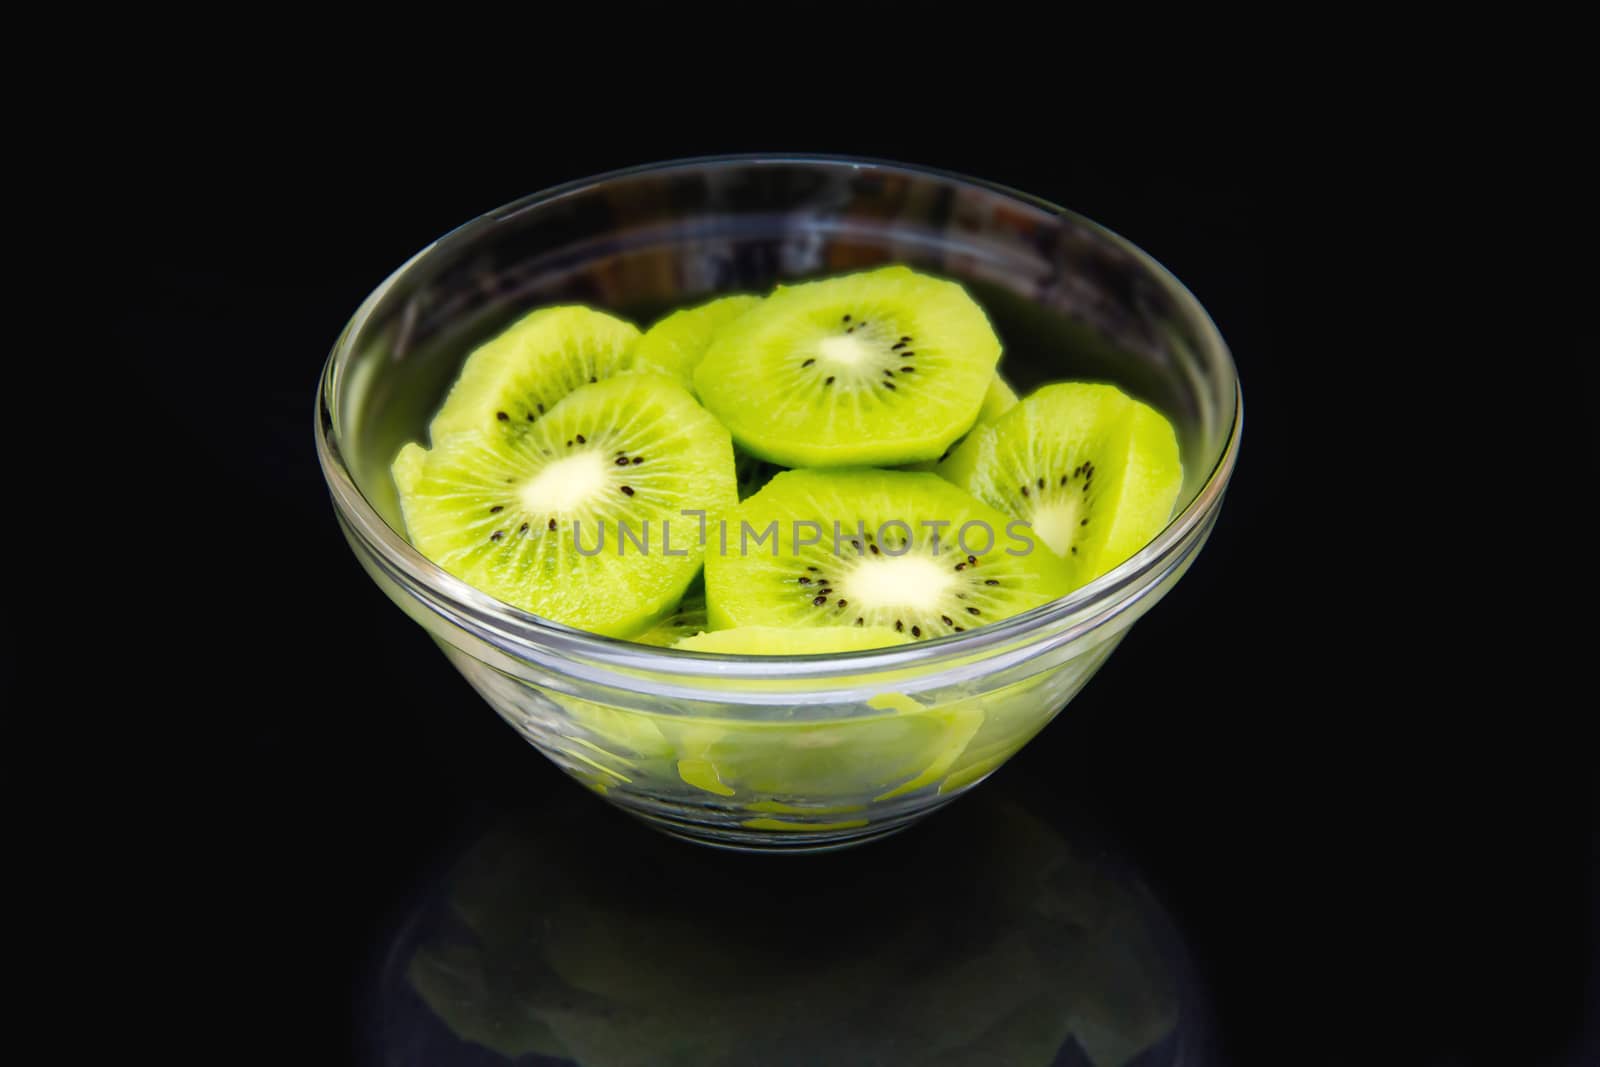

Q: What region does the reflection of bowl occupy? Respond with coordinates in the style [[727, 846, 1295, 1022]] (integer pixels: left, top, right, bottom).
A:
[[370, 784, 1211, 1066], [315, 157, 1241, 851]]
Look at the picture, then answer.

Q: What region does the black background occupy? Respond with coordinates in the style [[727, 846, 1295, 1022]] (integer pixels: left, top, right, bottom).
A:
[[101, 111, 1594, 1067]]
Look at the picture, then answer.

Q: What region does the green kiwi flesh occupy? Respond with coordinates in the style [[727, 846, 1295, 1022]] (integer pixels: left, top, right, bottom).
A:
[[940, 382, 1182, 587], [903, 373, 1019, 472], [394, 373, 736, 638], [693, 267, 1002, 467], [430, 306, 639, 444], [705, 468, 1074, 638], [629, 294, 760, 390]]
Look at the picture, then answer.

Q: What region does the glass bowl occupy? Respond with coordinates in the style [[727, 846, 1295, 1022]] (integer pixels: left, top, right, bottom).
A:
[[314, 155, 1241, 852]]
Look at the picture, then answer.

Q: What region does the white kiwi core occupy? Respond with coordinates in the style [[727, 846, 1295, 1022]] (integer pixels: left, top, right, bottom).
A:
[[520, 451, 608, 513], [817, 334, 875, 368], [1028, 497, 1083, 557], [846, 553, 958, 613]]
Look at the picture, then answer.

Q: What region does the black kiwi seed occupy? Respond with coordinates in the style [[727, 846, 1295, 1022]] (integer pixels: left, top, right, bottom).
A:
[[895, 620, 904, 632], [900, 335, 911, 343], [883, 381, 896, 390], [566, 440, 573, 447], [825, 376, 835, 385], [1061, 475, 1068, 485], [1081, 518, 1088, 525], [891, 340, 907, 350], [813, 595, 828, 606], [589, 376, 597, 383], [869, 544, 880, 554], [620, 486, 635, 496], [966, 607, 981, 616], [901, 366, 915, 373], [616, 456, 630, 466], [519, 522, 529, 533], [941, 614, 954, 626], [883, 369, 894, 376], [548, 518, 557, 530], [968, 555, 977, 565], [632, 457, 643, 464], [575, 434, 586, 444], [855, 617, 864, 626], [489, 505, 503, 513], [526, 413, 536, 422], [985, 578, 998, 586], [837, 599, 847, 607], [1037, 477, 1045, 490], [490, 530, 504, 541], [1071, 546, 1078, 554], [807, 565, 819, 572], [802, 358, 815, 367], [537, 403, 545, 414], [955, 562, 966, 571], [910, 625, 921, 637], [496, 411, 508, 421], [1021, 486, 1029, 497], [843, 314, 852, 322], [799, 577, 811, 585], [954, 626, 965, 632]]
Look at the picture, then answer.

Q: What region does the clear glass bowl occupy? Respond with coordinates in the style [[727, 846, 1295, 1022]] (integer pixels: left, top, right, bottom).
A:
[[314, 156, 1241, 852]]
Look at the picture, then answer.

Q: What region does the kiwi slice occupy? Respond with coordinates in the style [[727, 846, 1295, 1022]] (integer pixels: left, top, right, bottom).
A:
[[941, 383, 1182, 586], [904, 373, 1019, 472], [705, 469, 1074, 638], [693, 266, 1002, 467], [628, 294, 760, 390], [673, 625, 908, 654], [429, 305, 639, 443], [393, 373, 736, 638]]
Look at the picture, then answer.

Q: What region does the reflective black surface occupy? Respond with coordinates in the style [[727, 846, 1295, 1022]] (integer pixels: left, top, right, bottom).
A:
[[365, 778, 1210, 1066]]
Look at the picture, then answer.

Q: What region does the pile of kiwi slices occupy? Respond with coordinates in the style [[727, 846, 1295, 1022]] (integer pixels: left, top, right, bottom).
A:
[[393, 266, 1184, 652]]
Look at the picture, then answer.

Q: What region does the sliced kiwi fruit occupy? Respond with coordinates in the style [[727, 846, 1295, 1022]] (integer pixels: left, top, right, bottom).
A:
[[673, 625, 908, 654], [667, 699, 981, 801], [394, 373, 736, 638], [429, 305, 639, 444], [704, 468, 1074, 638], [628, 294, 760, 390], [903, 373, 1019, 472], [941, 382, 1182, 587], [693, 266, 1002, 467]]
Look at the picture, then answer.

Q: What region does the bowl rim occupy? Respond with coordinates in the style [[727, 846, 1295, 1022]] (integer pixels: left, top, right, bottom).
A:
[[315, 153, 1242, 684]]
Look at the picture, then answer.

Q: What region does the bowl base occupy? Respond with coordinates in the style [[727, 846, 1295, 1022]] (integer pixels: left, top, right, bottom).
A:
[[627, 798, 957, 854]]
